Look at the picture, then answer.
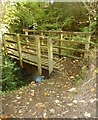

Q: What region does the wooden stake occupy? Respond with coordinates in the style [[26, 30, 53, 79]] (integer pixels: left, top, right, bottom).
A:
[[59, 31, 63, 58], [16, 34, 23, 68], [36, 36, 42, 75], [48, 38, 53, 76]]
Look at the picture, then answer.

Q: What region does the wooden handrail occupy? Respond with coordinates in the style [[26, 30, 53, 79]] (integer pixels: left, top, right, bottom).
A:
[[23, 29, 91, 35]]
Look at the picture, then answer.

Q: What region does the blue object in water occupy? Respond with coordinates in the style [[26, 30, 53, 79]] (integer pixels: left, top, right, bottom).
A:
[[33, 75, 45, 83]]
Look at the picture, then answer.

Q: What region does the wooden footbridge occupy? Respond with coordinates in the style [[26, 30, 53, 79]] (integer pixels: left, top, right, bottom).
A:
[[3, 29, 93, 76]]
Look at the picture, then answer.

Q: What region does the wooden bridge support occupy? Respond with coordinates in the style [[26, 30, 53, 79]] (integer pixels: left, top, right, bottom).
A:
[[36, 36, 42, 75], [16, 34, 23, 68], [48, 38, 53, 76]]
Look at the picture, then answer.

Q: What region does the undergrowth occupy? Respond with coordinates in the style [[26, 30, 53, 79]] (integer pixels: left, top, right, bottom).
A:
[[75, 63, 88, 84], [1, 57, 27, 93]]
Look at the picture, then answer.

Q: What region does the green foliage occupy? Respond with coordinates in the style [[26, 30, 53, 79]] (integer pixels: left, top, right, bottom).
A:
[[75, 65, 87, 84], [81, 21, 96, 32], [2, 2, 97, 33], [2, 2, 91, 32], [1, 57, 24, 92], [62, 16, 75, 31]]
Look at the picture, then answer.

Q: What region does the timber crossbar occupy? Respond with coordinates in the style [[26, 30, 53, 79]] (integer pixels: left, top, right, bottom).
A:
[[3, 31, 94, 76]]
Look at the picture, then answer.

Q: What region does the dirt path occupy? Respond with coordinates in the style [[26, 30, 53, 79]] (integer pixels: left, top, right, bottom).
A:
[[1, 58, 97, 118]]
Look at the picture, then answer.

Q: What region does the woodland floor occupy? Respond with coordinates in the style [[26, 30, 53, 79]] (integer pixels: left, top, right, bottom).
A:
[[1, 52, 97, 119]]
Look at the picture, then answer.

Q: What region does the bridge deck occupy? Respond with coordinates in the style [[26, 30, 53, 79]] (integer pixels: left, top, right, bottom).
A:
[[7, 47, 59, 71]]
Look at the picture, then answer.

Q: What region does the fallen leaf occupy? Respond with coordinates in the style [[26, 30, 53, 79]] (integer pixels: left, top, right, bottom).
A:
[[18, 110, 22, 114], [73, 116, 78, 118], [55, 100, 60, 103], [68, 88, 76, 92], [62, 110, 68, 115], [56, 95, 59, 98], [48, 82, 55, 85], [89, 98, 96, 103], [64, 85, 67, 88], [52, 91, 55, 93], [57, 114, 60, 116], [43, 112, 47, 118], [31, 81, 35, 84], [49, 109, 55, 113], [12, 100, 17, 103], [31, 90, 35, 96], [79, 100, 85, 103], [26, 102, 29, 105], [19, 91, 22, 94], [16, 96, 21, 100], [29, 98, 32, 101], [44, 91, 49, 96], [70, 76, 74, 79], [0, 114, 9, 119], [67, 103, 73, 106], [84, 112, 91, 117], [33, 112, 37, 115], [73, 100, 78, 104], [57, 104, 64, 107], [90, 88, 96, 93], [35, 103, 46, 108]]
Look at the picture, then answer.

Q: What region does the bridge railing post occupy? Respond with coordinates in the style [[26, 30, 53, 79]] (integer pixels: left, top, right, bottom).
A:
[[2, 34, 8, 56], [41, 32, 44, 45], [48, 38, 53, 76], [58, 31, 63, 58], [25, 30, 29, 42], [16, 34, 23, 68], [36, 36, 42, 75]]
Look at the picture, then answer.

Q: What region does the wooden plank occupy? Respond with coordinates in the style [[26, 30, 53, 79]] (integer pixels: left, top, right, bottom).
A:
[[5, 39, 17, 43], [16, 34, 23, 68], [6, 46, 18, 51], [41, 54, 48, 59], [20, 34, 36, 40], [84, 35, 91, 59], [8, 52, 19, 58], [52, 39, 88, 45], [54, 46, 89, 53], [52, 53, 83, 60], [23, 29, 91, 35], [41, 45, 47, 50], [22, 50, 36, 55], [4, 33, 16, 36], [48, 38, 53, 75], [7, 45, 36, 57], [36, 36, 42, 75]]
